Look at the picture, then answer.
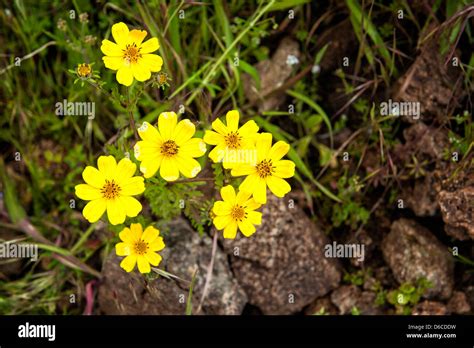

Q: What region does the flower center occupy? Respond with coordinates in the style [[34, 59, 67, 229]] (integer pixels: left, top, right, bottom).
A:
[[231, 205, 246, 221], [133, 240, 149, 255], [101, 179, 121, 200], [123, 43, 141, 64], [224, 131, 242, 149], [77, 63, 92, 78], [256, 159, 274, 178], [161, 140, 179, 157]]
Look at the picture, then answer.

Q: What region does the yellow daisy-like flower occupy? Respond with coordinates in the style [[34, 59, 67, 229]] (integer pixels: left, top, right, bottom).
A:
[[134, 111, 207, 181], [231, 133, 295, 204], [212, 185, 262, 239], [76, 63, 92, 78], [101, 22, 163, 86], [115, 223, 165, 274], [203, 110, 259, 169], [75, 156, 145, 225]]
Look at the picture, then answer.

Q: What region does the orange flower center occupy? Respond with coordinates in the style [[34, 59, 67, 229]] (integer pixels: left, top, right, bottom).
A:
[[77, 63, 92, 78], [231, 205, 246, 221], [101, 179, 121, 199], [123, 43, 141, 64], [133, 240, 149, 255], [256, 159, 274, 178], [224, 131, 242, 149], [161, 140, 179, 157]]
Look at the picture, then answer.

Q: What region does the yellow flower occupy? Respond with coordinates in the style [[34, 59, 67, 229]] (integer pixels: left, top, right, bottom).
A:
[[203, 110, 259, 169], [101, 22, 163, 86], [115, 223, 165, 273], [231, 133, 295, 204], [134, 112, 207, 181], [75, 156, 145, 225], [212, 185, 262, 239], [76, 63, 92, 78]]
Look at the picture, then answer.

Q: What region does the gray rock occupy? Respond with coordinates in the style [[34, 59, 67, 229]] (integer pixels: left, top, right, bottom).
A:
[[221, 193, 341, 314], [412, 301, 448, 315], [330, 285, 382, 315], [98, 218, 247, 314], [381, 218, 454, 300]]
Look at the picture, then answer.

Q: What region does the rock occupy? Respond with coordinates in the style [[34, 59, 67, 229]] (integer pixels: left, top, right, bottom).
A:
[[392, 27, 464, 123], [447, 291, 471, 314], [330, 285, 382, 315], [381, 218, 454, 300], [401, 175, 439, 216], [221, 193, 341, 314], [98, 218, 247, 315], [437, 164, 474, 240], [242, 37, 300, 112], [412, 301, 448, 315], [304, 296, 338, 315]]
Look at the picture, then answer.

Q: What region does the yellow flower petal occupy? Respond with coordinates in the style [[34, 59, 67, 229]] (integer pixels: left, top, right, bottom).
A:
[[253, 180, 267, 204], [137, 122, 162, 143], [273, 160, 295, 178], [208, 145, 225, 163], [239, 174, 259, 193], [160, 157, 180, 181], [140, 54, 163, 72], [119, 227, 134, 243], [116, 242, 130, 256], [132, 61, 151, 82], [112, 22, 129, 48], [139, 156, 162, 178], [175, 156, 201, 178], [120, 254, 137, 272], [142, 226, 159, 243], [149, 237, 165, 251], [145, 252, 162, 267], [120, 176, 145, 196], [114, 158, 137, 185], [223, 221, 238, 239], [213, 214, 232, 230], [269, 141, 290, 162], [238, 219, 256, 237], [140, 38, 159, 54], [158, 112, 177, 140], [82, 198, 107, 223], [128, 29, 147, 46], [120, 196, 142, 218], [247, 211, 262, 225], [231, 164, 256, 177], [116, 66, 133, 86], [137, 255, 151, 273], [236, 189, 252, 205], [103, 56, 123, 70], [106, 199, 126, 225], [75, 184, 102, 200], [238, 120, 259, 138], [212, 201, 232, 216], [256, 133, 273, 162], [180, 138, 207, 158], [266, 176, 291, 198], [211, 118, 228, 135], [173, 119, 195, 145], [82, 166, 106, 189], [203, 130, 224, 145], [134, 140, 159, 161], [244, 198, 261, 211], [97, 156, 117, 180], [130, 223, 143, 240], [220, 185, 236, 203], [225, 110, 239, 132], [100, 39, 123, 56]]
